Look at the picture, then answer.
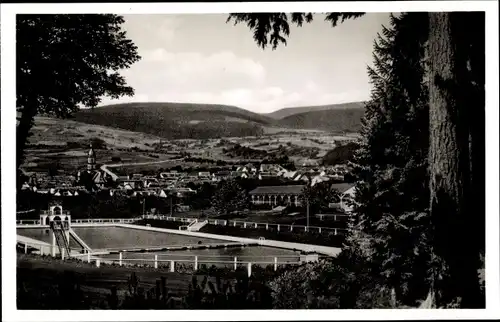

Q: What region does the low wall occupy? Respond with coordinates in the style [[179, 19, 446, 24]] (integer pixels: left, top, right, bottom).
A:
[[116, 223, 341, 257]]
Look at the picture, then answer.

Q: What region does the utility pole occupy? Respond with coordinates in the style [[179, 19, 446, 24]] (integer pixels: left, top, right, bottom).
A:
[[306, 197, 310, 229], [170, 193, 173, 216], [306, 174, 312, 230]]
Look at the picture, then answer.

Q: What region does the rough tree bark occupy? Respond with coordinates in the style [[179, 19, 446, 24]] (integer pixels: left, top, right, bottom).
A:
[[427, 12, 482, 308]]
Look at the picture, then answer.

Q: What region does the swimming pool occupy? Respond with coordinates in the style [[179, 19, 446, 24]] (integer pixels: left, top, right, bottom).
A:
[[17, 226, 301, 266]]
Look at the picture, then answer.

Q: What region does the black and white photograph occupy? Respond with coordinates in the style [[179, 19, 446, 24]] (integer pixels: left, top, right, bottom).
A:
[[1, 1, 499, 320]]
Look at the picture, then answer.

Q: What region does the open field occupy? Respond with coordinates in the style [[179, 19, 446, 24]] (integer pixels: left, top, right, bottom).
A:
[[182, 133, 359, 166], [23, 115, 360, 174], [265, 101, 365, 119], [278, 108, 365, 132], [28, 116, 162, 150], [23, 117, 181, 174], [23, 148, 172, 174]]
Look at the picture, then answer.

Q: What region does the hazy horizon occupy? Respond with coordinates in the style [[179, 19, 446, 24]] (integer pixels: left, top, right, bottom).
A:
[[98, 13, 390, 114]]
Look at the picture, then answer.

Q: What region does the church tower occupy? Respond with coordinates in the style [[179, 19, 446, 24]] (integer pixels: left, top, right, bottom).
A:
[[87, 143, 96, 171]]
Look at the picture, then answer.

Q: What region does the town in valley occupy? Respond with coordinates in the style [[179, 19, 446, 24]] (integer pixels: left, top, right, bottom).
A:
[[11, 8, 490, 313]]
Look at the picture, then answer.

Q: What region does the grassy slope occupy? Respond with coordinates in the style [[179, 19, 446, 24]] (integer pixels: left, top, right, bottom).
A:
[[28, 116, 163, 150], [278, 107, 365, 133], [23, 117, 174, 173], [266, 101, 365, 120], [321, 141, 360, 165]]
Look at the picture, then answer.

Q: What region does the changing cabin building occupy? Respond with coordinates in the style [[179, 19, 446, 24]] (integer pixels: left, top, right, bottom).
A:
[[249, 185, 304, 207]]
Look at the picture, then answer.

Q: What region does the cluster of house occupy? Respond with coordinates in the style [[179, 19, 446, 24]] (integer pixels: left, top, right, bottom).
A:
[[177, 163, 350, 183], [20, 145, 355, 213], [113, 163, 349, 188]]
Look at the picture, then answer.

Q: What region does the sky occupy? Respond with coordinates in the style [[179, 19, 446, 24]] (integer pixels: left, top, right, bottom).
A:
[[100, 13, 391, 114]]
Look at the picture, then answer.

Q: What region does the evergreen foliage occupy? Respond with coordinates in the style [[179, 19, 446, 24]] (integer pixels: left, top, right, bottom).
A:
[[18, 266, 274, 309], [231, 10, 485, 306], [346, 13, 432, 306], [226, 13, 364, 50], [211, 179, 251, 216], [298, 181, 341, 214]]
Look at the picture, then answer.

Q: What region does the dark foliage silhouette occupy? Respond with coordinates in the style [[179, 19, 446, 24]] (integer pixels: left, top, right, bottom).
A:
[[16, 14, 140, 181]]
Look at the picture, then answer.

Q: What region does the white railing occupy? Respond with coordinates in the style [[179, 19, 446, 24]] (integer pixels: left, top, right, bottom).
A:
[[142, 214, 347, 236], [16, 220, 41, 225], [315, 213, 350, 221], [17, 214, 347, 236], [17, 239, 309, 277], [72, 252, 311, 277], [71, 218, 139, 224], [16, 239, 90, 259], [40, 210, 71, 216], [16, 218, 140, 226]]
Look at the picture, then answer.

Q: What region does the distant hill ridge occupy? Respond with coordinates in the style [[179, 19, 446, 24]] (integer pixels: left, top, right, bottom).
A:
[[266, 101, 365, 119], [72, 101, 365, 140], [73, 102, 273, 140], [88, 102, 274, 124], [278, 108, 365, 133]]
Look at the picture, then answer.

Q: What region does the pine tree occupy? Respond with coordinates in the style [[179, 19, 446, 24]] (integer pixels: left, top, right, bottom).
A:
[[346, 13, 432, 306], [230, 11, 485, 308]]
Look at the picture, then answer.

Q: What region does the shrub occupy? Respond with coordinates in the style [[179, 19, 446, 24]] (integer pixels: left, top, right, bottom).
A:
[[269, 253, 391, 309], [90, 137, 107, 149]]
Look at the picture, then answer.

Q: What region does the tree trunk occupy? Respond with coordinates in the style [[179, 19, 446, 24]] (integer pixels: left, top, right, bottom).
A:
[[427, 12, 481, 308]]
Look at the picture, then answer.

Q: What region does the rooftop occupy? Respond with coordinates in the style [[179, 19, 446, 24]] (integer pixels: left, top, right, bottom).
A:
[[330, 182, 355, 193], [249, 185, 305, 195]]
